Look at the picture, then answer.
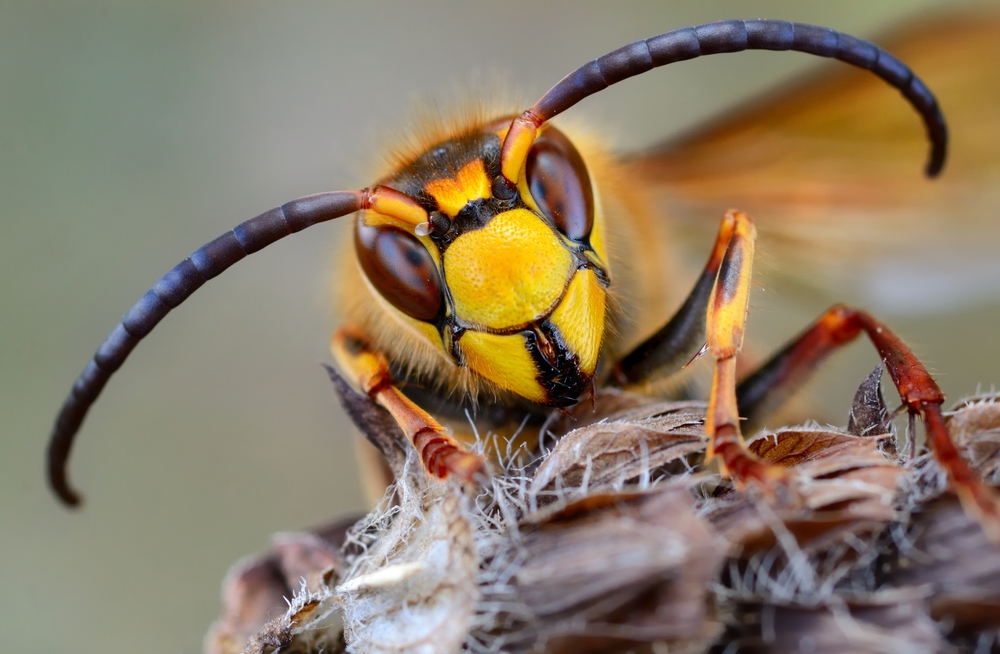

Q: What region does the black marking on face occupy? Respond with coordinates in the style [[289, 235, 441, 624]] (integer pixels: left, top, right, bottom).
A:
[[526, 322, 590, 407], [390, 132, 502, 205]]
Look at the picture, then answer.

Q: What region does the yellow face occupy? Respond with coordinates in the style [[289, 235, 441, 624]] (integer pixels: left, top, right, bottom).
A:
[[354, 123, 610, 407]]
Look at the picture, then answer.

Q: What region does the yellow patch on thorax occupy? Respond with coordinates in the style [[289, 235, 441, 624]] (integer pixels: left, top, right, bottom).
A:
[[444, 209, 572, 330], [424, 159, 492, 217]]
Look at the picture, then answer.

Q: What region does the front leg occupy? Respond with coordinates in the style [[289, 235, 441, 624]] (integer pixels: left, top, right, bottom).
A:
[[610, 210, 738, 387], [610, 210, 787, 487], [700, 211, 789, 487], [331, 327, 487, 482]]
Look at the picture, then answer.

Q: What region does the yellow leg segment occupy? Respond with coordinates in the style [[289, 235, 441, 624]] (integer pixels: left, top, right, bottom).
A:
[[331, 327, 487, 482], [703, 211, 788, 488]]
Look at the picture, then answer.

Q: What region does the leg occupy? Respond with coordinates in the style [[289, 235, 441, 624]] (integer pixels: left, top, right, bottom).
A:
[[736, 307, 862, 431], [606, 209, 786, 485], [700, 212, 789, 487], [331, 327, 487, 482], [609, 211, 738, 387], [737, 305, 1000, 539]]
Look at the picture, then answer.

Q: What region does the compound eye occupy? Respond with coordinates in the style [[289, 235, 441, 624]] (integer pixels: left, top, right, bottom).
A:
[[355, 221, 442, 322], [525, 128, 594, 242]]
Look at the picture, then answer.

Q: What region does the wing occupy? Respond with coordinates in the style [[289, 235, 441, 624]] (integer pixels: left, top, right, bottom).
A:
[[625, 10, 1000, 315]]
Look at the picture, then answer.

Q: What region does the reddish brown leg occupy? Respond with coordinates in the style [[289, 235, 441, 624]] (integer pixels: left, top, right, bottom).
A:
[[740, 304, 1000, 539], [331, 327, 487, 482], [701, 211, 789, 489]]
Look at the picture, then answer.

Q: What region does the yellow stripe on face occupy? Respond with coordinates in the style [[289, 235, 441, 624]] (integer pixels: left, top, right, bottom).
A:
[[444, 208, 572, 330], [424, 159, 492, 218], [402, 314, 449, 356], [548, 268, 606, 376], [587, 187, 609, 269], [458, 330, 547, 404]]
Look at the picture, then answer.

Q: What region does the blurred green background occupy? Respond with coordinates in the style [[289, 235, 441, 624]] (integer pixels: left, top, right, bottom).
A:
[[3, 2, 998, 652]]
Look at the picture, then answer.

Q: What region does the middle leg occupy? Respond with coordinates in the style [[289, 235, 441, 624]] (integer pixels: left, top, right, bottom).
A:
[[734, 304, 1000, 539]]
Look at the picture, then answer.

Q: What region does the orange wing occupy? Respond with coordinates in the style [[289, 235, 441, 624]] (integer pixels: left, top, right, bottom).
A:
[[626, 10, 1000, 315]]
